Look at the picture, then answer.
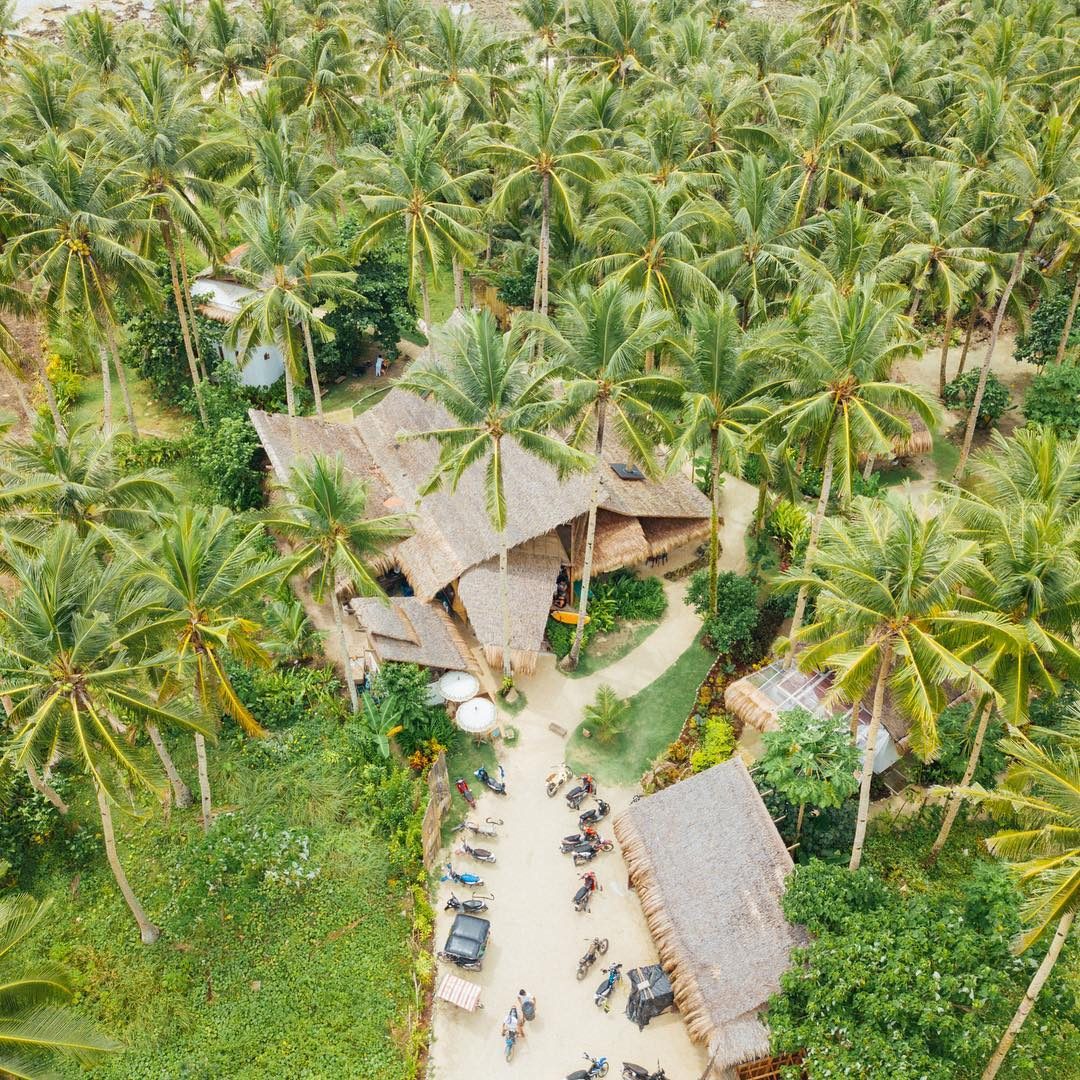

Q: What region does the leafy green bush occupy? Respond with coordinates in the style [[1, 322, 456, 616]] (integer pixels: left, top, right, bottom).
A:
[[547, 616, 597, 658], [114, 434, 186, 472], [188, 415, 263, 510], [911, 701, 1005, 787], [760, 786, 857, 864], [687, 569, 759, 661], [228, 663, 348, 735], [494, 249, 538, 309], [944, 369, 1011, 428], [371, 662, 455, 756], [1014, 288, 1079, 365], [43, 353, 82, 416], [583, 684, 629, 744], [767, 499, 809, 560], [1028, 682, 1079, 732], [591, 571, 667, 621], [1022, 365, 1080, 436], [690, 715, 736, 772]]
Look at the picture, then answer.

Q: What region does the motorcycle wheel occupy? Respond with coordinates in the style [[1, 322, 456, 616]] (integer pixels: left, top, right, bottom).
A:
[[546, 781, 558, 797], [598, 938, 609, 954], [505, 1037, 515, 1062], [573, 854, 587, 867], [600, 841, 613, 852], [598, 1063, 609, 1077], [576, 963, 589, 981]]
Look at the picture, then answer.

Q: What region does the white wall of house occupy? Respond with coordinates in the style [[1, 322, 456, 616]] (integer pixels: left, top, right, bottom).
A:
[[191, 276, 286, 387]]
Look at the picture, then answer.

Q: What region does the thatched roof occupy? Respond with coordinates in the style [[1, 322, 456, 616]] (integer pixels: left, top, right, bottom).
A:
[[574, 510, 650, 575], [613, 759, 807, 1074], [350, 596, 471, 671], [641, 516, 711, 558]]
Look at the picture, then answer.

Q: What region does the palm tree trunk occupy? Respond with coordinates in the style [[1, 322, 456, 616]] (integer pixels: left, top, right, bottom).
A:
[[176, 233, 209, 380], [35, 350, 67, 440], [332, 592, 360, 713], [539, 173, 552, 317], [907, 288, 922, 320], [162, 223, 208, 424], [100, 345, 113, 438], [106, 324, 139, 439], [283, 358, 298, 450], [194, 732, 212, 834], [850, 641, 892, 872], [957, 304, 978, 377], [795, 801, 805, 839], [786, 446, 834, 669], [147, 723, 192, 809], [498, 532, 512, 683], [25, 761, 69, 814], [926, 696, 991, 866], [981, 912, 1075, 1080], [419, 269, 432, 332], [566, 400, 607, 670], [9, 370, 35, 425], [861, 454, 875, 481], [793, 164, 816, 227], [95, 781, 160, 944], [452, 256, 465, 313], [754, 474, 769, 534], [707, 427, 722, 615], [955, 223, 1035, 480], [938, 307, 955, 399], [1055, 271, 1079, 365], [302, 319, 324, 417]]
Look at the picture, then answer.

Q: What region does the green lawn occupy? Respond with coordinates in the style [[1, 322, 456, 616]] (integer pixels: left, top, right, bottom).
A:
[[70, 367, 186, 439], [321, 376, 391, 415], [565, 621, 660, 679], [566, 636, 714, 785], [930, 432, 961, 482]]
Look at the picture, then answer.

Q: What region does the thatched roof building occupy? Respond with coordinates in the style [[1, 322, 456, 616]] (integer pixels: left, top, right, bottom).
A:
[[250, 389, 710, 673], [346, 596, 472, 671], [613, 759, 807, 1077]]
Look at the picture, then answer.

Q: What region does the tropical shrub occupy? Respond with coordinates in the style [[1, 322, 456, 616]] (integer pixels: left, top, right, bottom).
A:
[[591, 571, 667, 621], [1027, 682, 1080, 732], [228, 663, 348, 734], [687, 570, 759, 661], [690, 715, 736, 772], [43, 352, 82, 416], [114, 434, 186, 472], [584, 684, 629, 744], [494, 248, 539, 309], [767, 499, 809, 563], [546, 615, 597, 658], [372, 662, 455, 756], [911, 701, 1005, 787], [1022, 365, 1080, 436], [760, 787, 857, 864], [1014, 288, 1079, 365], [944, 370, 1010, 428], [187, 415, 263, 510]]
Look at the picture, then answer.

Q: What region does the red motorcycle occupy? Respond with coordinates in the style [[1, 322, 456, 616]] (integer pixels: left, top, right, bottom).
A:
[[455, 778, 476, 809], [573, 871, 600, 912]]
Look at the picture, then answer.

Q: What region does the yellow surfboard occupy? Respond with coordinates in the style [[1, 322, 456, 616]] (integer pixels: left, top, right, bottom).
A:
[[550, 609, 590, 626]]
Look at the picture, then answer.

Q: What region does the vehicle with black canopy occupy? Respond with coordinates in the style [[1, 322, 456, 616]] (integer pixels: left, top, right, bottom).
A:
[[438, 913, 491, 971], [625, 964, 674, 1029]]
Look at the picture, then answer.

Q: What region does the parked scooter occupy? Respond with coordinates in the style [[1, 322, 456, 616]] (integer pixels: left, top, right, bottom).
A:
[[444, 863, 485, 887], [578, 799, 611, 828], [567, 1052, 610, 1079], [572, 842, 612, 867], [622, 1064, 667, 1080], [546, 762, 574, 797], [573, 871, 600, 912], [452, 817, 502, 838], [455, 778, 476, 809], [566, 774, 597, 810], [502, 1006, 521, 1062], [444, 892, 493, 914], [560, 826, 599, 850], [475, 765, 507, 795], [576, 936, 609, 980], [457, 840, 496, 864], [594, 963, 623, 1011]]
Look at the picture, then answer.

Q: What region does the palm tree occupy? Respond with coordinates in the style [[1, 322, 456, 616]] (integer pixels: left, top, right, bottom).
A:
[[781, 493, 1005, 870], [525, 282, 678, 668], [199, 0, 256, 98], [0, 893, 118, 1075], [801, 0, 887, 47], [576, 177, 720, 317], [955, 110, 1080, 478], [396, 309, 590, 682], [128, 507, 284, 833], [2, 135, 157, 439], [226, 189, 357, 423], [669, 295, 792, 613], [358, 0, 426, 95], [0, 528, 208, 942], [957, 720, 1080, 1079], [265, 453, 410, 713], [479, 79, 606, 316], [758, 279, 937, 665], [99, 57, 243, 425], [351, 115, 484, 329], [568, 0, 655, 84]]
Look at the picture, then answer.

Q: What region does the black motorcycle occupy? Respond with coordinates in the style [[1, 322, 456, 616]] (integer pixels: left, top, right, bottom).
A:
[[572, 842, 612, 867], [560, 828, 600, 850], [444, 892, 493, 914], [622, 1064, 667, 1080], [567, 1052, 609, 1079], [457, 839, 496, 864], [576, 936, 609, 980], [566, 774, 597, 810], [475, 765, 507, 795], [578, 799, 611, 828], [573, 871, 599, 912], [594, 963, 623, 1010]]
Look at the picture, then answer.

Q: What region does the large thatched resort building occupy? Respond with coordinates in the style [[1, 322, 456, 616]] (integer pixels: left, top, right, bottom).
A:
[[250, 389, 712, 674]]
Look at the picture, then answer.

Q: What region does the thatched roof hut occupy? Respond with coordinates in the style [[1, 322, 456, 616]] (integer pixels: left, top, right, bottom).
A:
[[613, 759, 807, 1076], [250, 389, 710, 673], [348, 596, 472, 671]]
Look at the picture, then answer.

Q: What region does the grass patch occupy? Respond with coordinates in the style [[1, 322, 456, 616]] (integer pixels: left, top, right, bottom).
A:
[[498, 689, 528, 716], [565, 621, 660, 679], [930, 433, 961, 482], [876, 463, 922, 488], [442, 737, 502, 845], [70, 367, 187, 439], [321, 377, 391, 415], [566, 636, 714, 785]]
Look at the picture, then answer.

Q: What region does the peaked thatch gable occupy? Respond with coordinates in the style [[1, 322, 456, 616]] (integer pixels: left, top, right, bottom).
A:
[[348, 596, 471, 671], [613, 759, 807, 1076]]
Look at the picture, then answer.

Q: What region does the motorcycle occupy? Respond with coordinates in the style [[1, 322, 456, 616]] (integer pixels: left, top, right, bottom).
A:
[[567, 1052, 609, 1079], [594, 963, 623, 1011], [443, 863, 485, 887], [576, 936, 609, 980], [455, 778, 476, 809], [560, 827, 599, 850], [475, 765, 507, 796], [566, 774, 597, 810], [573, 871, 600, 912], [452, 817, 502, 838], [503, 1006, 521, 1062], [578, 799, 611, 828], [622, 1064, 667, 1080], [457, 840, 496, 864], [572, 842, 613, 867], [444, 892, 493, 914], [546, 762, 574, 797]]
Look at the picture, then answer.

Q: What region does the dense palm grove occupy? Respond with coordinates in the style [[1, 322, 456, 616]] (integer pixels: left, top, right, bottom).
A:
[[0, 0, 1077, 1076]]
